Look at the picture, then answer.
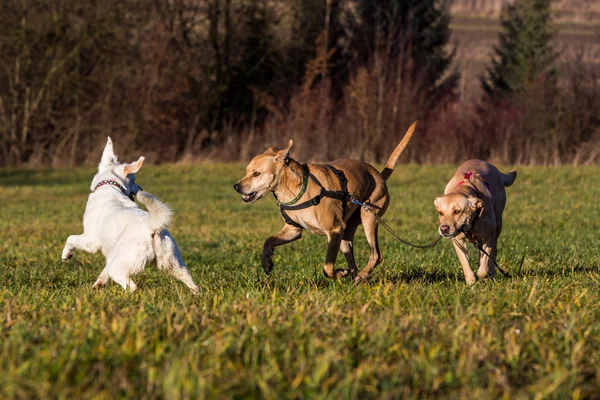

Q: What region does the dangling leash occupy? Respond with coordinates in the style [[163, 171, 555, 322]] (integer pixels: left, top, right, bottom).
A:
[[353, 197, 511, 276], [277, 166, 509, 276], [460, 231, 510, 277], [351, 198, 442, 249]]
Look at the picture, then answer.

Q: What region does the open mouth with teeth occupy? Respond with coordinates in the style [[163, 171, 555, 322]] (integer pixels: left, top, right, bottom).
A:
[[241, 192, 258, 203]]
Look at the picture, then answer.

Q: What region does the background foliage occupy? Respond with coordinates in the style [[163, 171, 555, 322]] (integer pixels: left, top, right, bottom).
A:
[[0, 0, 598, 167]]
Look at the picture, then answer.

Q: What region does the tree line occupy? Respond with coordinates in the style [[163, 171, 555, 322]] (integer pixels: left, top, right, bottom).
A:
[[0, 0, 598, 167]]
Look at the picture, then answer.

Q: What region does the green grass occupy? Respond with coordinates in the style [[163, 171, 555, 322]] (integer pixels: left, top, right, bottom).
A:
[[1, 164, 599, 399]]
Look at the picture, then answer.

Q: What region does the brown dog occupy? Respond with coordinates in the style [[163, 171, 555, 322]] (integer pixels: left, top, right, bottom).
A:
[[234, 122, 417, 281], [434, 160, 516, 284]]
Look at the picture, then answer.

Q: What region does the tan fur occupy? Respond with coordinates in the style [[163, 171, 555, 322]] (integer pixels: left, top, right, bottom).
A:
[[381, 121, 418, 180], [234, 122, 418, 281], [434, 160, 517, 285]]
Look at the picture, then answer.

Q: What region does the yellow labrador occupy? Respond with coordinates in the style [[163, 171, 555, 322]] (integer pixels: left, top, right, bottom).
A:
[[434, 160, 516, 284], [234, 122, 417, 281]]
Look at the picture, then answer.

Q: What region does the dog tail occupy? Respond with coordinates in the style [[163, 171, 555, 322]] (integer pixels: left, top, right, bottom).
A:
[[136, 191, 173, 232], [503, 170, 517, 187], [381, 121, 418, 181]]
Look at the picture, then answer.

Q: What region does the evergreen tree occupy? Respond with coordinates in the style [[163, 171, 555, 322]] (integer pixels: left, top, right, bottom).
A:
[[481, 0, 556, 101]]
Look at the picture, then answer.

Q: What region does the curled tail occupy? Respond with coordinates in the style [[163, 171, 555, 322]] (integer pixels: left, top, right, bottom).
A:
[[503, 170, 517, 187], [381, 121, 418, 181], [136, 191, 173, 232]]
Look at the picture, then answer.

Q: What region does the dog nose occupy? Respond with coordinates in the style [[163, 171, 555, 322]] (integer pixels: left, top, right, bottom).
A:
[[233, 183, 241, 193], [440, 225, 450, 235]]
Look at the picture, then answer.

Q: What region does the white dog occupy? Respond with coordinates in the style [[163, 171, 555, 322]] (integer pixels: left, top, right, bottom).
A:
[[61, 137, 199, 293]]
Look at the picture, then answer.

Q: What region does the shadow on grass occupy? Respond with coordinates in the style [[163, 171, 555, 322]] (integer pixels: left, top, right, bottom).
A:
[[378, 269, 460, 284], [518, 262, 599, 278], [373, 262, 600, 286]]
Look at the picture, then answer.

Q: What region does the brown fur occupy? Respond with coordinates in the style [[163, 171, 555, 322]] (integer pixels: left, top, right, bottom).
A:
[[234, 122, 418, 281], [434, 159, 517, 284]]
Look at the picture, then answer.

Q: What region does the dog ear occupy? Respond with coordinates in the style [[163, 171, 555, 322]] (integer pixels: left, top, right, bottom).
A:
[[123, 156, 145, 175], [275, 140, 293, 164], [434, 197, 441, 208], [265, 146, 279, 155], [468, 196, 483, 211], [99, 137, 118, 172]]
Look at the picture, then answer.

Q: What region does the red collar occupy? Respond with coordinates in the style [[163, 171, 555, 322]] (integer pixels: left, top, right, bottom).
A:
[[458, 171, 473, 185], [458, 171, 486, 186]]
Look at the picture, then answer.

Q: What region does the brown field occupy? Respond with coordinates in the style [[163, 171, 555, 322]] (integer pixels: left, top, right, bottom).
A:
[[449, 0, 600, 25]]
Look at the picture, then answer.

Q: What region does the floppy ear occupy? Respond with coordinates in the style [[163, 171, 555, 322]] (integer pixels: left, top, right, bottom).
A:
[[468, 196, 483, 211], [123, 156, 145, 175], [99, 137, 118, 171], [275, 140, 293, 164]]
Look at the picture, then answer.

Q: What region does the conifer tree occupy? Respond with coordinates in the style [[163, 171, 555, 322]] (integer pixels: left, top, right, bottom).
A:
[[481, 0, 556, 101]]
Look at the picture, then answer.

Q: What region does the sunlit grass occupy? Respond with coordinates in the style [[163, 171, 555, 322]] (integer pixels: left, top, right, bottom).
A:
[[1, 164, 599, 398]]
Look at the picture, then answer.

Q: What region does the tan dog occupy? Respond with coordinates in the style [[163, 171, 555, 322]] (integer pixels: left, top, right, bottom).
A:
[[434, 160, 516, 284], [234, 122, 418, 281]]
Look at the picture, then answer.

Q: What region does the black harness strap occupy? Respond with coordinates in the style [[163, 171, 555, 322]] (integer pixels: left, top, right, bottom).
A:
[[277, 164, 350, 230]]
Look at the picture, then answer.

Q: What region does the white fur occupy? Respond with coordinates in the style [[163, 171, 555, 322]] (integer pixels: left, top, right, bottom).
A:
[[61, 137, 199, 293]]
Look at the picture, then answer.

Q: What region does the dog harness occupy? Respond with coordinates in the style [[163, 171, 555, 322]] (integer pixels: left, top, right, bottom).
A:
[[273, 164, 350, 230], [92, 179, 135, 201], [456, 171, 488, 243]]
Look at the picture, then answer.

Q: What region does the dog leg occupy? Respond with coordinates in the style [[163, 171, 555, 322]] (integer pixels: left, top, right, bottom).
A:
[[168, 266, 200, 294], [261, 224, 302, 274], [452, 237, 476, 285], [477, 238, 497, 279], [154, 232, 200, 294], [106, 248, 146, 293], [108, 265, 138, 293], [61, 234, 99, 261], [323, 228, 344, 278], [92, 266, 110, 288], [355, 211, 383, 282], [339, 222, 360, 278]]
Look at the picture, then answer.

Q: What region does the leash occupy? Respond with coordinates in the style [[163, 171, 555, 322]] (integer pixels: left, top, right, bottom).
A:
[[351, 198, 442, 249], [460, 232, 510, 277], [352, 197, 511, 276]]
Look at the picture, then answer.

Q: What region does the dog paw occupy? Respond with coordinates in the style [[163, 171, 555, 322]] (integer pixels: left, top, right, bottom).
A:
[[92, 279, 106, 288], [262, 259, 273, 274], [353, 274, 367, 283], [465, 276, 477, 285], [261, 251, 274, 274], [334, 269, 352, 278]]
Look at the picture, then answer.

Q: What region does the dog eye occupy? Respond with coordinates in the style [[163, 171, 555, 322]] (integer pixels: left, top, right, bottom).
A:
[[438, 211, 443, 216], [252, 172, 261, 177], [453, 209, 460, 215]]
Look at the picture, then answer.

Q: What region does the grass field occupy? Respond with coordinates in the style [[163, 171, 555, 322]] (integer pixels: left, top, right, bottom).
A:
[[1, 164, 599, 399]]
